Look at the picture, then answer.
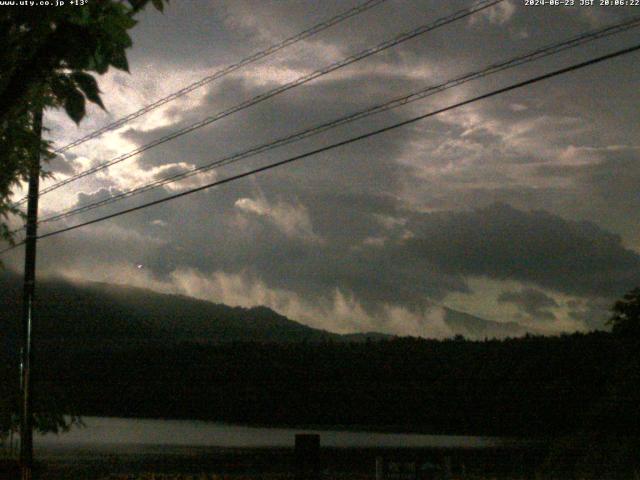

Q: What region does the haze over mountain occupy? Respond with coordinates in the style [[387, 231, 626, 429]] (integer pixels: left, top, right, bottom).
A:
[[0, 270, 532, 351]]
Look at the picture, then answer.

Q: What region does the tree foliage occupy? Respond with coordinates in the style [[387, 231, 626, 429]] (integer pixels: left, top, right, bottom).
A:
[[541, 290, 640, 479], [607, 287, 640, 339], [0, 0, 168, 245], [0, 0, 168, 438]]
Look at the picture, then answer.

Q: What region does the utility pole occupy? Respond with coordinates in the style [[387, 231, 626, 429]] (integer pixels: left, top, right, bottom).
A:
[[20, 106, 43, 480]]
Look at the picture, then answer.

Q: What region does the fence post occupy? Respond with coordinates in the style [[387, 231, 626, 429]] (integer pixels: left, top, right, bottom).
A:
[[295, 433, 320, 480]]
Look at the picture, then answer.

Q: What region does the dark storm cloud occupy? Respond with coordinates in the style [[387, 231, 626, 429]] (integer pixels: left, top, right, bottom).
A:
[[54, 44, 640, 312], [117, 0, 640, 233], [400, 203, 640, 298], [76, 187, 124, 206], [63, 48, 450, 309], [534, 147, 640, 241], [119, 66, 430, 173], [45, 170, 640, 320], [567, 298, 612, 330], [497, 288, 559, 321], [52, 127, 465, 308], [536, 148, 640, 209], [128, 1, 242, 69], [28, 0, 640, 335], [47, 152, 81, 176]]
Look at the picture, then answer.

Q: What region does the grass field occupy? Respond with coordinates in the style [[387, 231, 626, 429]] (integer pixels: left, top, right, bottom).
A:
[[2, 444, 547, 479]]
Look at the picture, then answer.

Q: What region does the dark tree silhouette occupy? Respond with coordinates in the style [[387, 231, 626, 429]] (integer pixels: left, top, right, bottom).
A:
[[541, 289, 640, 479], [0, 0, 169, 247], [607, 287, 640, 339], [0, 0, 169, 439]]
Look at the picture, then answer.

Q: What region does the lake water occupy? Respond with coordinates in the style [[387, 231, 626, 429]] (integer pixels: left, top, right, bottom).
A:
[[33, 416, 517, 450]]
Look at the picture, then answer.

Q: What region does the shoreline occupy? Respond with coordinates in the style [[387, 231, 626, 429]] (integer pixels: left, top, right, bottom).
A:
[[42, 415, 542, 444]]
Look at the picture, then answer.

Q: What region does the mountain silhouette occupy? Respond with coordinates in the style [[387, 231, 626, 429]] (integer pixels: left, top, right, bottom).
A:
[[0, 270, 530, 351]]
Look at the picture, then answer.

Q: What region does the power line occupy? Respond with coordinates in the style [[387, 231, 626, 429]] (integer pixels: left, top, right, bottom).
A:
[[33, 15, 640, 227], [30, 0, 504, 199], [22, 43, 638, 244], [17, 0, 503, 205], [51, 0, 390, 155]]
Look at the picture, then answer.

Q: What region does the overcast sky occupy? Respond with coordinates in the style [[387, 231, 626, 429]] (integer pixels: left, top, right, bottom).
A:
[[5, 0, 640, 338]]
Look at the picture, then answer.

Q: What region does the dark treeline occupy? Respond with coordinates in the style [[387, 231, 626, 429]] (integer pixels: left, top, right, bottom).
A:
[[13, 331, 634, 438]]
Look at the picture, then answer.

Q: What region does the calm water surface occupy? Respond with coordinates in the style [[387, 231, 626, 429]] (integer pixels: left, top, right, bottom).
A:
[[34, 416, 514, 450]]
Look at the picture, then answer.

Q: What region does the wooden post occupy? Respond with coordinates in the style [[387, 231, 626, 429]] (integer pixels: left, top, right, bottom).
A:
[[20, 106, 42, 480], [295, 433, 320, 480]]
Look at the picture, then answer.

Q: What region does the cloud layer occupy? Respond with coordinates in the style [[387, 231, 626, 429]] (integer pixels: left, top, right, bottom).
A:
[[5, 0, 640, 337]]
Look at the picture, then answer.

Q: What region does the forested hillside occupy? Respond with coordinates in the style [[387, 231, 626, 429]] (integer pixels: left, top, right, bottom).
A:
[[8, 332, 627, 438]]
